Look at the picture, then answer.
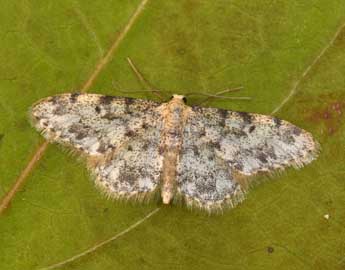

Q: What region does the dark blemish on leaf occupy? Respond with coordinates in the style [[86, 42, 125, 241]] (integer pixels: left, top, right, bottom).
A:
[[249, 125, 256, 133], [95, 106, 101, 113], [99, 95, 115, 105], [323, 112, 330, 119], [177, 48, 186, 55], [237, 111, 252, 124], [267, 246, 274, 253], [273, 117, 282, 128], [70, 93, 80, 103], [305, 94, 345, 136]]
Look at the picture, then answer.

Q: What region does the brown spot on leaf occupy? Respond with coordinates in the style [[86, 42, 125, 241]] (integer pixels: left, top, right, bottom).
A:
[[267, 246, 274, 253], [305, 93, 345, 136]]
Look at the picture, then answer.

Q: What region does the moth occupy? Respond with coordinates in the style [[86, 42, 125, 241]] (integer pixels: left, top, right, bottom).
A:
[[30, 93, 319, 211]]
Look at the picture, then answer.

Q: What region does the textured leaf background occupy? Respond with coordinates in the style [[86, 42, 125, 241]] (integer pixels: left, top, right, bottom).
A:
[[1, 1, 345, 269]]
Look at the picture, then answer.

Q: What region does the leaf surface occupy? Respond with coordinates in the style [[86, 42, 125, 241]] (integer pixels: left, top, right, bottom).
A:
[[1, 1, 345, 269]]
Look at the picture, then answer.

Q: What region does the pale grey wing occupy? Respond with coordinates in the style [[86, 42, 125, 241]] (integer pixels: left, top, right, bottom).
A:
[[186, 106, 319, 176], [92, 128, 163, 199], [176, 142, 244, 210], [177, 106, 319, 209], [30, 93, 162, 157]]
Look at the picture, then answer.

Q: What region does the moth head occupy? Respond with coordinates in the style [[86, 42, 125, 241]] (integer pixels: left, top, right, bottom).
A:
[[170, 94, 187, 104]]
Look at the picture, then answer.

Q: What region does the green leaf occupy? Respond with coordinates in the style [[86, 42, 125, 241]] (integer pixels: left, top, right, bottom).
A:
[[1, 0, 345, 269]]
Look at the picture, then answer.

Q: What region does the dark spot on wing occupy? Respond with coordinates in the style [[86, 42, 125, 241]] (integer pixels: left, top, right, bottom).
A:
[[142, 142, 149, 150], [124, 97, 135, 114], [70, 93, 80, 103], [48, 96, 59, 104], [237, 111, 252, 124], [192, 145, 200, 156], [75, 131, 88, 140], [124, 97, 135, 105], [97, 143, 108, 153], [125, 130, 135, 137], [53, 106, 65, 115], [283, 134, 296, 144], [99, 95, 115, 105], [266, 146, 277, 160], [292, 127, 302, 136], [211, 141, 221, 150], [249, 125, 256, 133], [118, 169, 137, 186], [218, 108, 228, 127], [68, 124, 88, 140], [232, 128, 247, 138], [199, 129, 206, 137], [257, 153, 268, 163], [95, 106, 101, 113], [192, 106, 204, 114], [273, 117, 282, 128], [68, 124, 80, 134], [234, 162, 243, 171], [101, 113, 119, 120]]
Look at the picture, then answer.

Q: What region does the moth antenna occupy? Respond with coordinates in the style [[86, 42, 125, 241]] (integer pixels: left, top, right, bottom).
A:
[[126, 57, 165, 101], [187, 86, 251, 106], [185, 86, 244, 97]]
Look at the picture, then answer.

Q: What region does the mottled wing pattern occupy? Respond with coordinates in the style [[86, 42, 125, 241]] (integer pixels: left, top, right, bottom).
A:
[[30, 93, 162, 157], [93, 128, 163, 199], [176, 142, 244, 209], [177, 106, 319, 209]]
